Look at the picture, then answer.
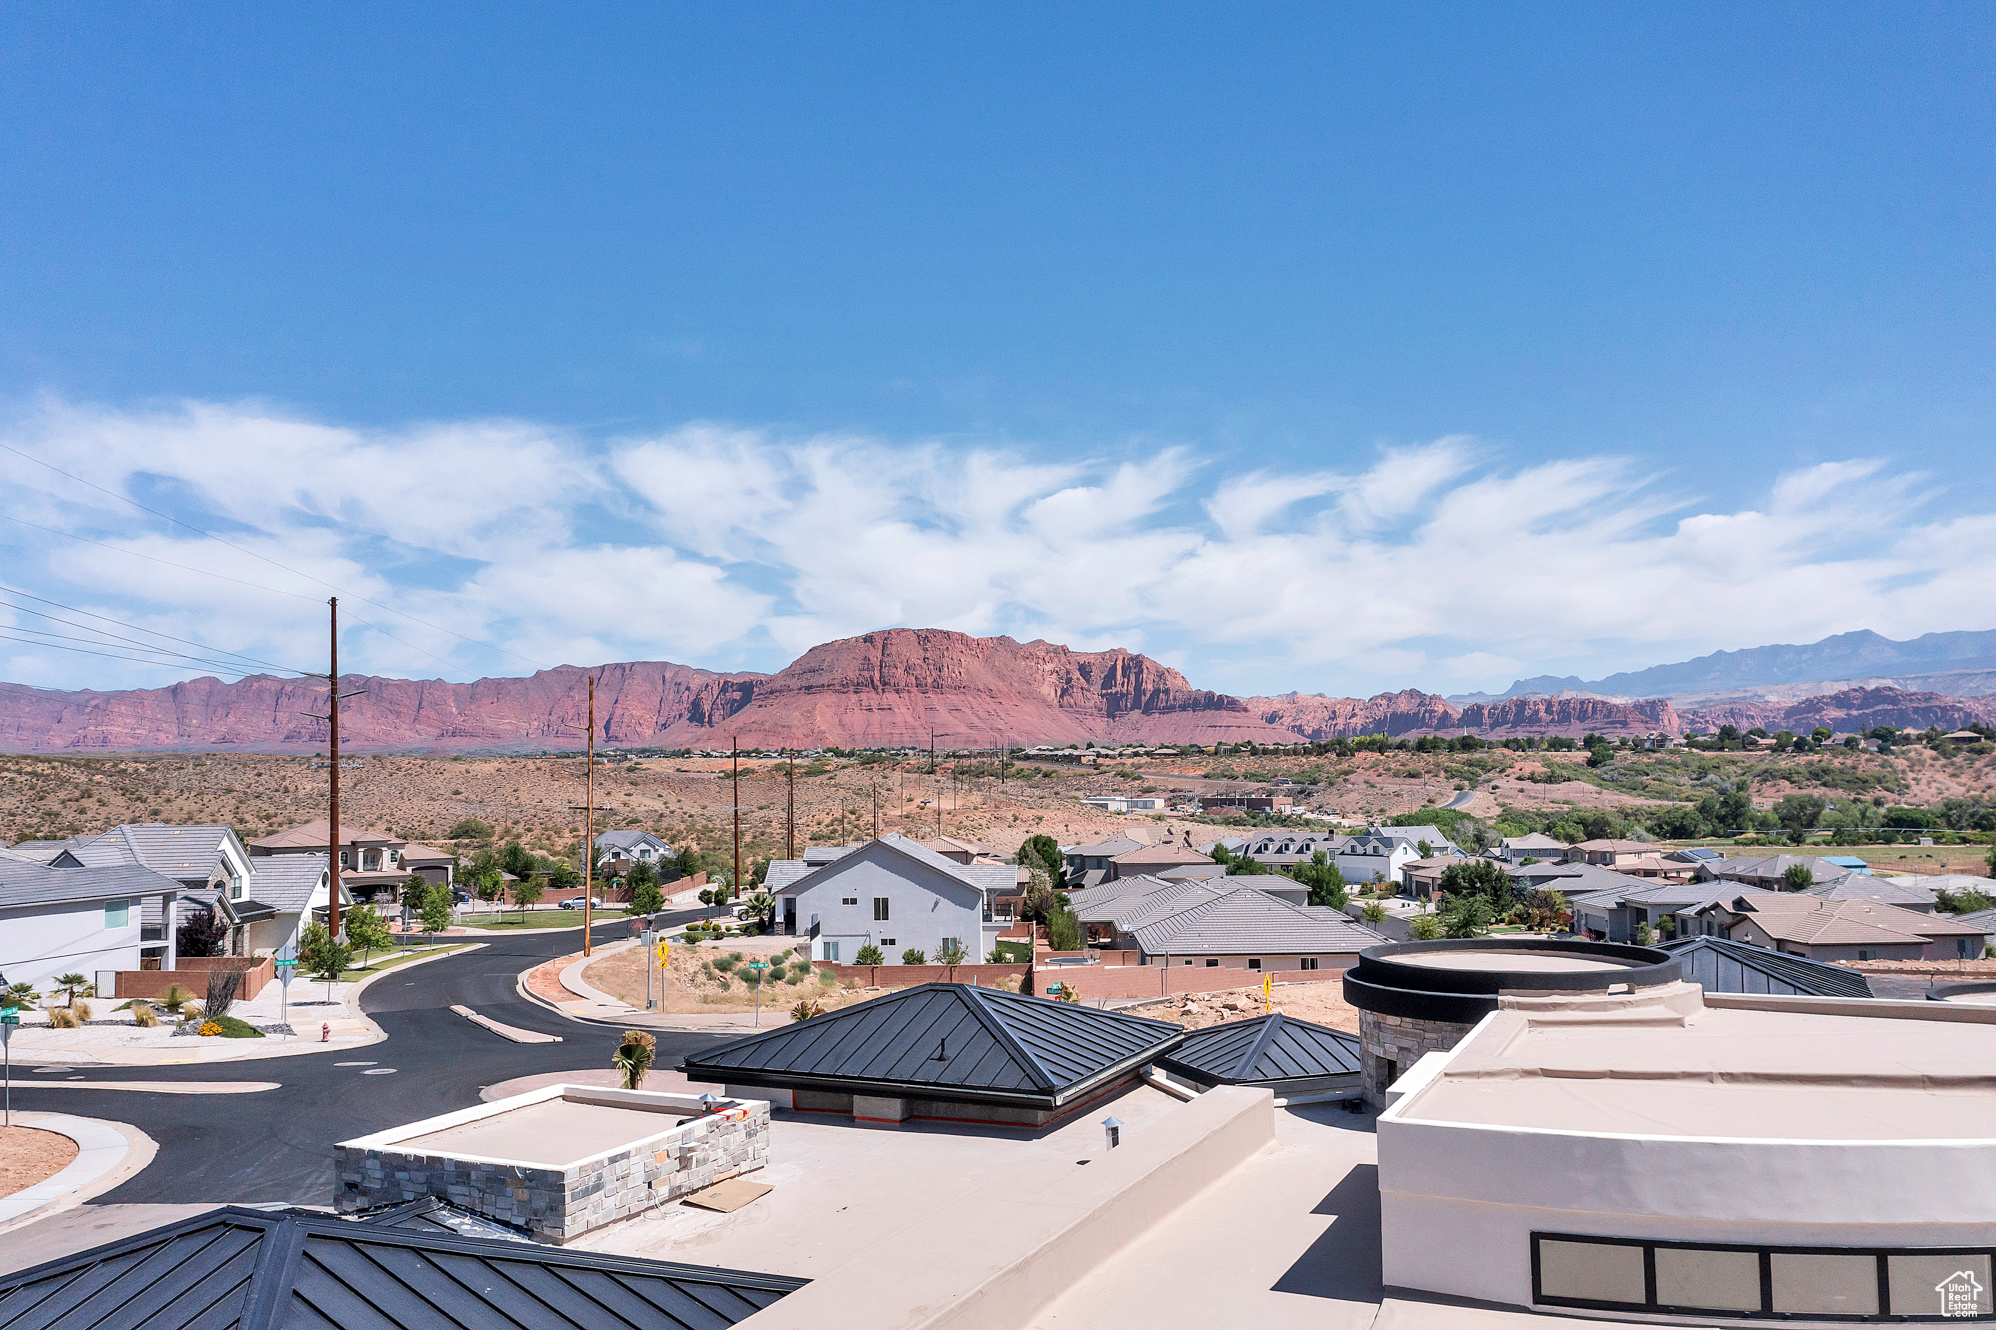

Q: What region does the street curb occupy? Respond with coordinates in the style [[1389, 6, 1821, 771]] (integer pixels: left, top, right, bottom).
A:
[[0, 1113, 157, 1233], [450, 1005, 561, 1044]]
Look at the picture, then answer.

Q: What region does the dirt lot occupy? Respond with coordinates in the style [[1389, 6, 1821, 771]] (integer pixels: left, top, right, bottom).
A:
[[580, 938, 904, 1016], [0, 1126, 78, 1199], [2, 743, 1988, 862], [1123, 981, 1362, 1034]]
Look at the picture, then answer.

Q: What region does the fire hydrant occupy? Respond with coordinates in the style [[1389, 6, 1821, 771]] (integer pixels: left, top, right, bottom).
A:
[[320, 1022, 330, 1043]]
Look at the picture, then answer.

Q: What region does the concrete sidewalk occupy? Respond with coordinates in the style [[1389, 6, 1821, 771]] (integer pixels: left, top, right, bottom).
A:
[[5, 944, 478, 1067]]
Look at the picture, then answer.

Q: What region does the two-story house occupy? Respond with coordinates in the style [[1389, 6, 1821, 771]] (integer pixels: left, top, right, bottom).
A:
[[767, 835, 1010, 963]]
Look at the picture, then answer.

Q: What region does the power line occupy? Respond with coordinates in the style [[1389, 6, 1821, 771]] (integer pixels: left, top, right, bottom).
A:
[[0, 623, 276, 678], [0, 440, 549, 673], [0, 510, 321, 603], [0, 628, 266, 676], [0, 583, 305, 676]]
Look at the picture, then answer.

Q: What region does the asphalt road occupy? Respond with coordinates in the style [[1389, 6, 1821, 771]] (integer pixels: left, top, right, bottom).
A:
[[4, 910, 722, 1206]]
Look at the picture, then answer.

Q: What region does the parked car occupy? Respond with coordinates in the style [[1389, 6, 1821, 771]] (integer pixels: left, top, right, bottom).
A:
[[557, 897, 605, 910]]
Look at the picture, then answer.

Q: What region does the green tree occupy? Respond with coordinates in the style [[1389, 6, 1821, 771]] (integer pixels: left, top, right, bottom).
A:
[[421, 884, 453, 934], [500, 840, 536, 881], [1018, 833, 1066, 888], [1775, 795, 1826, 840], [1407, 913, 1443, 941], [1360, 901, 1387, 924], [613, 1029, 657, 1090], [1440, 894, 1495, 938], [1936, 885, 1996, 915], [1519, 888, 1569, 933], [935, 937, 967, 966], [1417, 839, 1433, 859], [1986, 843, 1996, 878], [628, 870, 665, 918], [1046, 906, 1084, 952], [900, 948, 927, 965], [3, 981, 41, 1009], [548, 860, 582, 891], [344, 905, 392, 967], [447, 817, 493, 840], [1437, 857, 1516, 912], [52, 972, 90, 1006], [855, 943, 885, 965], [1288, 851, 1347, 908], [1780, 863, 1815, 891], [511, 873, 545, 921], [741, 891, 776, 932], [298, 921, 352, 989]]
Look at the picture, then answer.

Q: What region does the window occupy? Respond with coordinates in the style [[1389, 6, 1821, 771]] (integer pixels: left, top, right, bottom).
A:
[[104, 900, 130, 929], [881, 938, 896, 947], [873, 897, 890, 920], [1204, 958, 1219, 967], [339, 851, 351, 868], [823, 942, 840, 962], [230, 875, 243, 900], [1247, 958, 1262, 970], [1299, 957, 1319, 970], [842, 897, 858, 906], [1858, 949, 1875, 961], [1533, 1233, 1996, 1321]]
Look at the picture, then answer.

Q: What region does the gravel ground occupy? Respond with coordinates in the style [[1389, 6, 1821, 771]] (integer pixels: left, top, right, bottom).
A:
[[0, 1126, 79, 1199]]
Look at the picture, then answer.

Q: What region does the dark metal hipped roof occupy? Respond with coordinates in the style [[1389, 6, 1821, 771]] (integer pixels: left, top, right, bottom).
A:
[[1658, 934, 1873, 999], [0, 1207, 805, 1330], [680, 982, 1185, 1109], [1154, 1013, 1362, 1091]]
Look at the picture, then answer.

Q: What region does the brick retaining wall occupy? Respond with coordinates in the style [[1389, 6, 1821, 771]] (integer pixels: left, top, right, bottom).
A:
[[115, 955, 273, 1001]]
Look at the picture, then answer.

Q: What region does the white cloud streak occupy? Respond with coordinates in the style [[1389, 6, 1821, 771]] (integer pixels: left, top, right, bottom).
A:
[[1, 398, 1991, 698]]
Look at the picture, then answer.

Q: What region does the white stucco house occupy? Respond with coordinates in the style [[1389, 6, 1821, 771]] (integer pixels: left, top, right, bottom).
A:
[[593, 829, 677, 866], [766, 835, 1008, 964], [0, 856, 184, 991]]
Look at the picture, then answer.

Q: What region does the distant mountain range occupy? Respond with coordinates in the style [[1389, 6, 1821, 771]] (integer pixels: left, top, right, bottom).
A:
[[1447, 629, 1996, 704], [2, 626, 1992, 754]]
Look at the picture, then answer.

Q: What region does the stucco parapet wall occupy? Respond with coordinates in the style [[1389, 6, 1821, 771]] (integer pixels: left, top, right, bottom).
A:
[[334, 1083, 769, 1243], [741, 1085, 1275, 1330]]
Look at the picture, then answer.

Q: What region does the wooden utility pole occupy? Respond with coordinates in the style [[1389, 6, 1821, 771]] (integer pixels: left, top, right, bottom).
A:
[[327, 598, 342, 941], [559, 675, 599, 955], [583, 676, 596, 955], [303, 597, 364, 941], [732, 736, 742, 903], [785, 753, 795, 861]]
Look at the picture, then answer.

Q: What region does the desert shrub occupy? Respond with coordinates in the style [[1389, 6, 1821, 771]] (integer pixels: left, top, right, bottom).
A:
[[1360, 902, 1387, 923], [900, 948, 927, 965], [783, 970, 801, 985], [213, 1015, 263, 1038], [790, 998, 826, 1022], [854, 944, 884, 965], [205, 971, 241, 1023], [48, 1008, 81, 1029], [159, 984, 193, 1014], [131, 1002, 158, 1028], [72, 999, 92, 1022], [613, 1029, 657, 1089], [1408, 913, 1443, 941], [713, 955, 738, 972], [818, 969, 838, 987], [199, 1020, 224, 1036]]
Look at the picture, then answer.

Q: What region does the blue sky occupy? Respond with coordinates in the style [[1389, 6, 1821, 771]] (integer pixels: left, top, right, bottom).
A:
[[0, 4, 1992, 699]]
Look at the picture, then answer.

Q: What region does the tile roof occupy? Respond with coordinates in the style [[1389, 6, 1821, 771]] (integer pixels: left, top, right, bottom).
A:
[[680, 982, 1184, 1110], [65, 825, 241, 880], [1109, 884, 1227, 933], [1730, 894, 1987, 947], [1657, 935, 1873, 999], [0, 1207, 803, 1330], [249, 820, 396, 850], [3, 837, 91, 863], [1696, 855, 1858, 888], [1067, 836, 1146, 858], [1155, 1013, 1363, 1092], [1108, 842, 1215, 867], [1130, 888, 1387, 957], [0, 858, 183, 910], [1804, 876, 1939, 910], [243, 853, 331, 913]]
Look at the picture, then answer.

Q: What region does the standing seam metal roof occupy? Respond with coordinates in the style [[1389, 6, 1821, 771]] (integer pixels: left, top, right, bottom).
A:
[[0, 1207, 803, 1330], [1656, 934, 1873, 999], [680, 983, 1184, 1108], [1155, 1013, 1363, 1090]]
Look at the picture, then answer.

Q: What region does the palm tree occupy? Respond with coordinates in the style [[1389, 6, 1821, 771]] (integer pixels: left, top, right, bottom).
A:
[[53, 973, 90, 1007]]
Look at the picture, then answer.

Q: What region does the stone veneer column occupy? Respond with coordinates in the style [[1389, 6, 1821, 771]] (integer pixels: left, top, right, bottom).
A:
[[1358, 1008, 1477, 1107]]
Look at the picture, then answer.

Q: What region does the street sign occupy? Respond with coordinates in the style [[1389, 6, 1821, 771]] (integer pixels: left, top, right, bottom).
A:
[[657, 942, 670, 964]]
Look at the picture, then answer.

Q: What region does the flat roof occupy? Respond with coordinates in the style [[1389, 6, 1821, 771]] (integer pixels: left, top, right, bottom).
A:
[[1398, 997, 1996, 1142], [395, 1098, 691, 1167], [1391, 951, 1626, 973]]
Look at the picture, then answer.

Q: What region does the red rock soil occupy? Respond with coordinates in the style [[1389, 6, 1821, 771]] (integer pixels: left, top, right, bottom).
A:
[[0, 1126, 79, 1198]]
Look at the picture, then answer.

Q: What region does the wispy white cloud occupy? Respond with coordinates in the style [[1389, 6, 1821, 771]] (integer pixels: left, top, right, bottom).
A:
[[1, 397, 1991, 698]]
